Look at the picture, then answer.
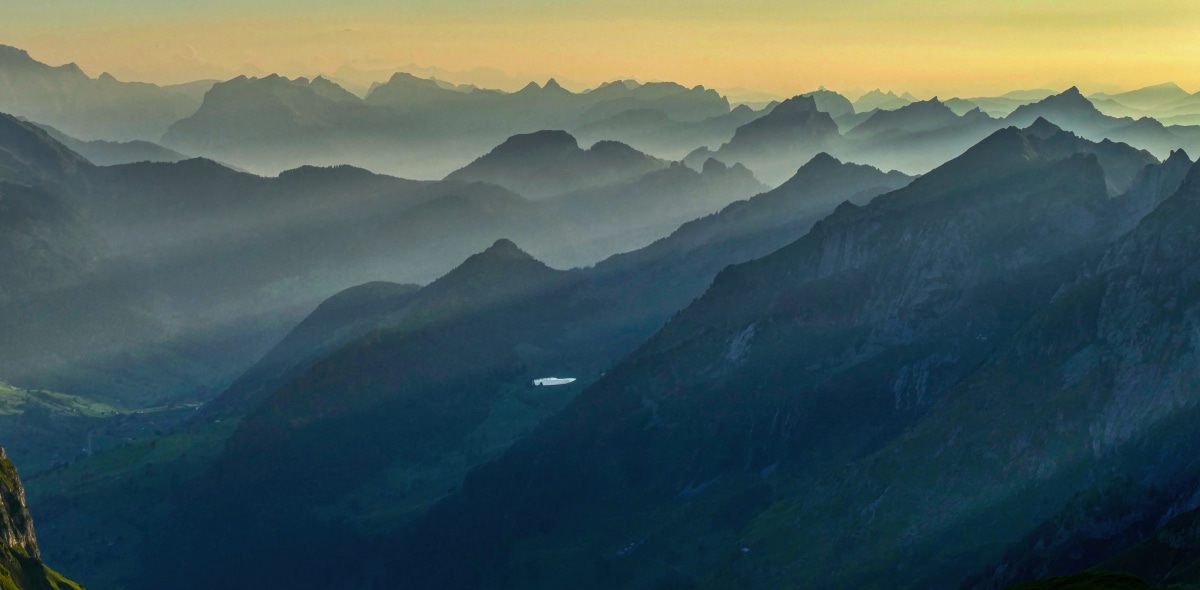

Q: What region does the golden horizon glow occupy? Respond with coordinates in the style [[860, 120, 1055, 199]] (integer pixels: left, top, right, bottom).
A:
[[2, 0, 1199, 98]]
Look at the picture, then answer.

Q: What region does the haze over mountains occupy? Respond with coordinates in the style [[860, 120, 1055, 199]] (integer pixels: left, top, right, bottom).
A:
[[6, 39, 1200, 590]]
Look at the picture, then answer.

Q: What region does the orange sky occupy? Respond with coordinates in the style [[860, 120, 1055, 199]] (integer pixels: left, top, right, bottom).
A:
[[3, 0, 1199, 97]]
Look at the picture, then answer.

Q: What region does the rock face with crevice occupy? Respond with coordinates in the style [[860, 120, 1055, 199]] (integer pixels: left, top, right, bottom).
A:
[[1, 445, 82, 590]]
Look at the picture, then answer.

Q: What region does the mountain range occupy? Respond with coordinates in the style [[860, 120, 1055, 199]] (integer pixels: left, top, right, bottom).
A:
[[9, 41, 1200, 590]]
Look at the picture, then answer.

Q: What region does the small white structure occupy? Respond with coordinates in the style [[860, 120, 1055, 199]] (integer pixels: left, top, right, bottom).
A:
[[533, 377, 576, 386]]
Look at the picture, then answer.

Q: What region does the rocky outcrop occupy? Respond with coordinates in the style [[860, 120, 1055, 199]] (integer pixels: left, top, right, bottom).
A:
[[1, 445, 82, 590]]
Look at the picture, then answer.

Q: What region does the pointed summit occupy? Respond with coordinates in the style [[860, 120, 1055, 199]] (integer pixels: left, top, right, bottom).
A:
[[1167, 148, 1192, 165], [425, 238, 568, 304], [542, 78, 568, 93], [478, 238, 534, 262], [1024, 117, 1064, 139]]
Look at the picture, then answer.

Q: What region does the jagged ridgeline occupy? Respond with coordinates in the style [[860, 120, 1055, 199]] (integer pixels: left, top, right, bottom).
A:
[[0, 447, 81, 590]]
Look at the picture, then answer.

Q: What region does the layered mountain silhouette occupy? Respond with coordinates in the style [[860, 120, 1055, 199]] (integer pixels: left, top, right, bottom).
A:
[[685, 95, 841, 185], [15, 41, 1200, 590], [444, 131, 666, 199], [572, 103, 765, 160], [853, 88, 915, 112], [163, 74, 731, 178], [35, 123, 190, 166], [0, 45, 201, 141]]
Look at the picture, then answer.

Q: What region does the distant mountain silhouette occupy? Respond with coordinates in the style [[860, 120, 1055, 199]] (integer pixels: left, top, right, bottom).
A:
[[802, 88, 856, 118], [573, 104, 764, 160], [1005, 87, 1200, 159], [0, 45, 201, 141], [444, 130, 666, 199], [686, 95, 841, 185], [1090, 82, 1191, 111], [853, 88, 913, 111], [34, 122, 190, 165], [165, 74, 731, 177]]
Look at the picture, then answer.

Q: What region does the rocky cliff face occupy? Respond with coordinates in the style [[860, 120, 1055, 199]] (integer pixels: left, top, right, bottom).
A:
[[1, 445, 81, 590], [0, 446, 38, 560]]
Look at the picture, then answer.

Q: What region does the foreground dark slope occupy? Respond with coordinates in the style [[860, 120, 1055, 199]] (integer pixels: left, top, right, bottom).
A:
[[0, 447, 82, 590], [388, 125, 1165, 589], [132, 240, 650, 590], [951, 158, 1200, 590]]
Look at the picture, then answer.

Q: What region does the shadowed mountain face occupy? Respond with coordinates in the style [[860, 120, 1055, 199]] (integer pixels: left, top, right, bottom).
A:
[[0, 446, 82, 590], [379, 125, 1171, 590], [854, 89, 915, 112], [0, 45, 200, 142]]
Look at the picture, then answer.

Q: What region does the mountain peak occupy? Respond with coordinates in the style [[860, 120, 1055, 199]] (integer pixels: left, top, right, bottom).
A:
[[1167, 148, 1192, 165], [771, 94, 821, 116], [804, 151, 843, 168], [480, 238, 531, 261], [1024, 117, 1064, 138], [543, 78, 567, 92]]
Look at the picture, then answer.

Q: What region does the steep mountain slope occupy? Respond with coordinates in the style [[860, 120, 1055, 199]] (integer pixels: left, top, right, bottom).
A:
[[586, 153, 913, 329], [0, 446, 82, 590], [444, 131, 666, 199], [0, 115, 97, 305], [199, 281, 422, 419], [386, 126, 1154, 590], [131, 240, 654, 590], [0, 45, 199, 142]]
